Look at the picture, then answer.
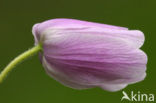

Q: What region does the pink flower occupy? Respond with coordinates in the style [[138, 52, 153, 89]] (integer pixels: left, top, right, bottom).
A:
[[32, 18, 147, 92]]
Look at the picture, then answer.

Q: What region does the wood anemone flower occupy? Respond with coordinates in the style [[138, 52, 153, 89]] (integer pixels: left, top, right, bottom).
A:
[[32, 18, 147, 92]]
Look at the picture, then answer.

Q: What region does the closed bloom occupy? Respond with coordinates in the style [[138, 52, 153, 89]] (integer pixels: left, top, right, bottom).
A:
[[32, 18, 147, 92]]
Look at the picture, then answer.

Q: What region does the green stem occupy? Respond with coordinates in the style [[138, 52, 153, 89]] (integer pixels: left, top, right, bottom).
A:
[[0, 44, 42, 84]]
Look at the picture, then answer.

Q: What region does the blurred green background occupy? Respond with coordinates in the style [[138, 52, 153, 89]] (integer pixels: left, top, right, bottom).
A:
[[0, 0, 155, 103]]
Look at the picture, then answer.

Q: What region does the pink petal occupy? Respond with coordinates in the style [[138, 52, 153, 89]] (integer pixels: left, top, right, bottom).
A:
[[42, 57, 95, 89], [99, 84, 128, 92], [32, 18, 129, 44]]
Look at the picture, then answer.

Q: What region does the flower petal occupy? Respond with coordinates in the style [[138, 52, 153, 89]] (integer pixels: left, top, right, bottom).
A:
[[33, 19, 144, 48], [99, 83, 128, 92], [43, 56, 128, 92], [42, 56, 95, 89], [32, 18, 128, 34]]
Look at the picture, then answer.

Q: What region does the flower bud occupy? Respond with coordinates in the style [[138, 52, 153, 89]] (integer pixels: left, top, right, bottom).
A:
[[32, 18, 147, 92]]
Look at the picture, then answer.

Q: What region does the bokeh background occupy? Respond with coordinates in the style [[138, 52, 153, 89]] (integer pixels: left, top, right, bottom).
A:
[[0, 0, 155, 103]]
